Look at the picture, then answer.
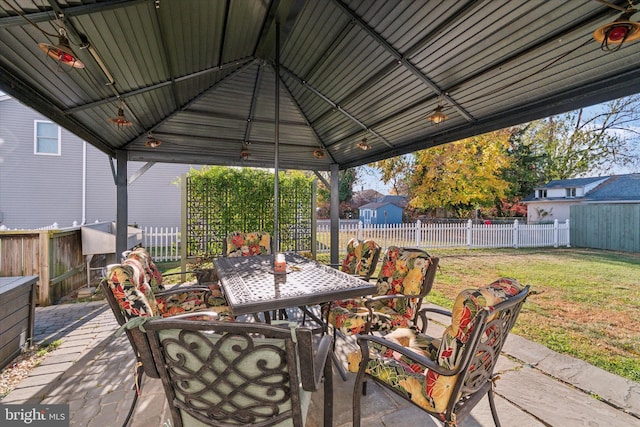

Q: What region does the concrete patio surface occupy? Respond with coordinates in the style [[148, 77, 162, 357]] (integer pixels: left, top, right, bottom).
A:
[[2, 300, 639, 426]]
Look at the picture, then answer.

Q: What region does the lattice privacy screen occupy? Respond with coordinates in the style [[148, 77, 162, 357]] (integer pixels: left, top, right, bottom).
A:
[[185, 169, 314, 259]]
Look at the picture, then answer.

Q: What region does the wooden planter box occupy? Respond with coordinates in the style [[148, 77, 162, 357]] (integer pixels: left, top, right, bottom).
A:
[[0, 276, 38, 370]]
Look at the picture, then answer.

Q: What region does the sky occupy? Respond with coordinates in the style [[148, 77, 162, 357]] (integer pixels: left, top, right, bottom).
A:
[[356, 166, 392, 194]]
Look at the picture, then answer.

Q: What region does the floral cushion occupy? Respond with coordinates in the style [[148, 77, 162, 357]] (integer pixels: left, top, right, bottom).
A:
[[326, 246, 432, 335], [341, 239, 380, 278], [356, 278, 523, 415], [106, 260, 158, 319], [105, 259, 234, 322], [125, 247, 164, 293], [225, 231, 272, 257], [340, 238, 360, 274]]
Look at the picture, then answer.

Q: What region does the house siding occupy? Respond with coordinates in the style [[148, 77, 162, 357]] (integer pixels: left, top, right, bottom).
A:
[[525, 175, 638, 223], [526, 200, 580, 223], [1, 97, 195, 229], [1, 101, 82, 227]]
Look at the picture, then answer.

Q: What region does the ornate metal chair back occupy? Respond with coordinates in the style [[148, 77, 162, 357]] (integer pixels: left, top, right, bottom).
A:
[[143, 319, 333, 427]]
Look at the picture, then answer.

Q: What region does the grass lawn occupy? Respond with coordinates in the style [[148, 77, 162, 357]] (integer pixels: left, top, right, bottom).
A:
[[166, 247, 640, 383], [316, 247, 640, 383]]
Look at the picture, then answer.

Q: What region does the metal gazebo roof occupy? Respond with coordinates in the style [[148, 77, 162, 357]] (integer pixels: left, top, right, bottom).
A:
[[2, 0, 640, 172]]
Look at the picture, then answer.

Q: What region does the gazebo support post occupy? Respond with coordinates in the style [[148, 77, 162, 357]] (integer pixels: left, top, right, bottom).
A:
[[330, 164, 339, 267]]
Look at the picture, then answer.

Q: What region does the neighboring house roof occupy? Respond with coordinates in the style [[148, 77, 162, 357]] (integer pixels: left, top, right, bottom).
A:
[[582, 174, 640, 202], [375, 195, 408, 207], [523, 174, 640, 203], [359, 201, 401, 210], [541, 176, 608, 189]]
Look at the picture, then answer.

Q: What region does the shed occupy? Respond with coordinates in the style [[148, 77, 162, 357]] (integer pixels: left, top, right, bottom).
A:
[[358, 195, 406, 225]]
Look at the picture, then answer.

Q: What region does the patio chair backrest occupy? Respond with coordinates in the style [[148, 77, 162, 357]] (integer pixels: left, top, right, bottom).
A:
[[101, 260, 220, 379], [223, 231, 272, 257], [373, 246, 437, 316], [143, 319, 330, 427], [341, 238, 381, 280], [354, 278, 530, 426], [124, 246, 164, 291], [100, 261, 161, 378], [445, 279, 528, 400]]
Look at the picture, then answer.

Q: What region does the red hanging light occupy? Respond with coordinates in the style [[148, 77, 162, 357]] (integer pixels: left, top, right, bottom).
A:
[[38, 29, 84, 69], [593, 9, 640, 51]]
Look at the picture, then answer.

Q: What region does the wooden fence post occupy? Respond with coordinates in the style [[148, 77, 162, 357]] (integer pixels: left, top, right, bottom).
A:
[[38, 231, 51, 306], [513, 219, 519, 249]]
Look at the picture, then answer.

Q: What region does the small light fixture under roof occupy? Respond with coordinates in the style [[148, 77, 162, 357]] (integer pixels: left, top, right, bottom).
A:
[[593, 6, 640, 51], [428, 92, 449, 124], [357, 137, 371, 151], [38, 27, 84, 69], [145, 133, 162, 148], [4, 0, 86, 70], [240, 147, 250, 160], [313, 148, 326, 159], [109, 102, 133, 129], [428, 104, 448, 124]]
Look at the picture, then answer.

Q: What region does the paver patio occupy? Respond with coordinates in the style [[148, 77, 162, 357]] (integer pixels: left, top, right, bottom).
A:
[[3, 300, 639, 426]]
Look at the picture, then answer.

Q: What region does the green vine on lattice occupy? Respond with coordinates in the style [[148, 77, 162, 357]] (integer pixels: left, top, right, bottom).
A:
[[184, 166, 314, 259]]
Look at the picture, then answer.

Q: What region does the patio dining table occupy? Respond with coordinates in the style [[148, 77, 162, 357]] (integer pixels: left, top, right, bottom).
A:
[[214, 252, 376, 318], [214, 252, 377, 423]]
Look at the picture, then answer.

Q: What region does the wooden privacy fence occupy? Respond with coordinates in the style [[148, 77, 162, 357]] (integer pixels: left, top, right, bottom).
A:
[[0, 228, 87, 306], [571, 203, 640, 253]]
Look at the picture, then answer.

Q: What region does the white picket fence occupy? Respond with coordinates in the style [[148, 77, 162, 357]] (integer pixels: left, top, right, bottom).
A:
[[143, 226, 181, 262], [142, 219, 570, 262], [316, 219, 570, 253]]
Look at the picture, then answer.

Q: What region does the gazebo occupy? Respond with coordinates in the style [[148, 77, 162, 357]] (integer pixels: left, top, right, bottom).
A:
[[2, 0, 640, 265]]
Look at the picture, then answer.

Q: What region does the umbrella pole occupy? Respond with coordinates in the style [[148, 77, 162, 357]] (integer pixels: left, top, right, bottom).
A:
[[274, 21, 280, 254]]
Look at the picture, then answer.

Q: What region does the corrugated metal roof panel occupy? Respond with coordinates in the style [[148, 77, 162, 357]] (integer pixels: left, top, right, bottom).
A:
[[2, 0, 640, 171]]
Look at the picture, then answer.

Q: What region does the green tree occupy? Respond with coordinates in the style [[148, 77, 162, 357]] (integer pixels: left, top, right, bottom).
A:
[[317, 168, 358, 204], [315, 168, 359, 218], [515, 95, 640, 181], [502, 126, 548, 200], [410, 130, 512, 218]]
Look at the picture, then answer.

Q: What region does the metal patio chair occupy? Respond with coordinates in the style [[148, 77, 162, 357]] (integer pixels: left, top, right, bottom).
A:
[[325, 246, 439, 337], [351, 278, 531, 427], [100, 259, 233, 426], [338, 238, 382, 282], [142, 317, 333, 427]]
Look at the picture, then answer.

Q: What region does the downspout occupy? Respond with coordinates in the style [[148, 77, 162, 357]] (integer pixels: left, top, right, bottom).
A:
[[81, 141, 86, 225]]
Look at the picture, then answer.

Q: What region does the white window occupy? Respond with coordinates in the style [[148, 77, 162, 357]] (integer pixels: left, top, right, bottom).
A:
[[34, 121, 61, 155], [537, 189, 547, 198], [566, 188, 576, 197]]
